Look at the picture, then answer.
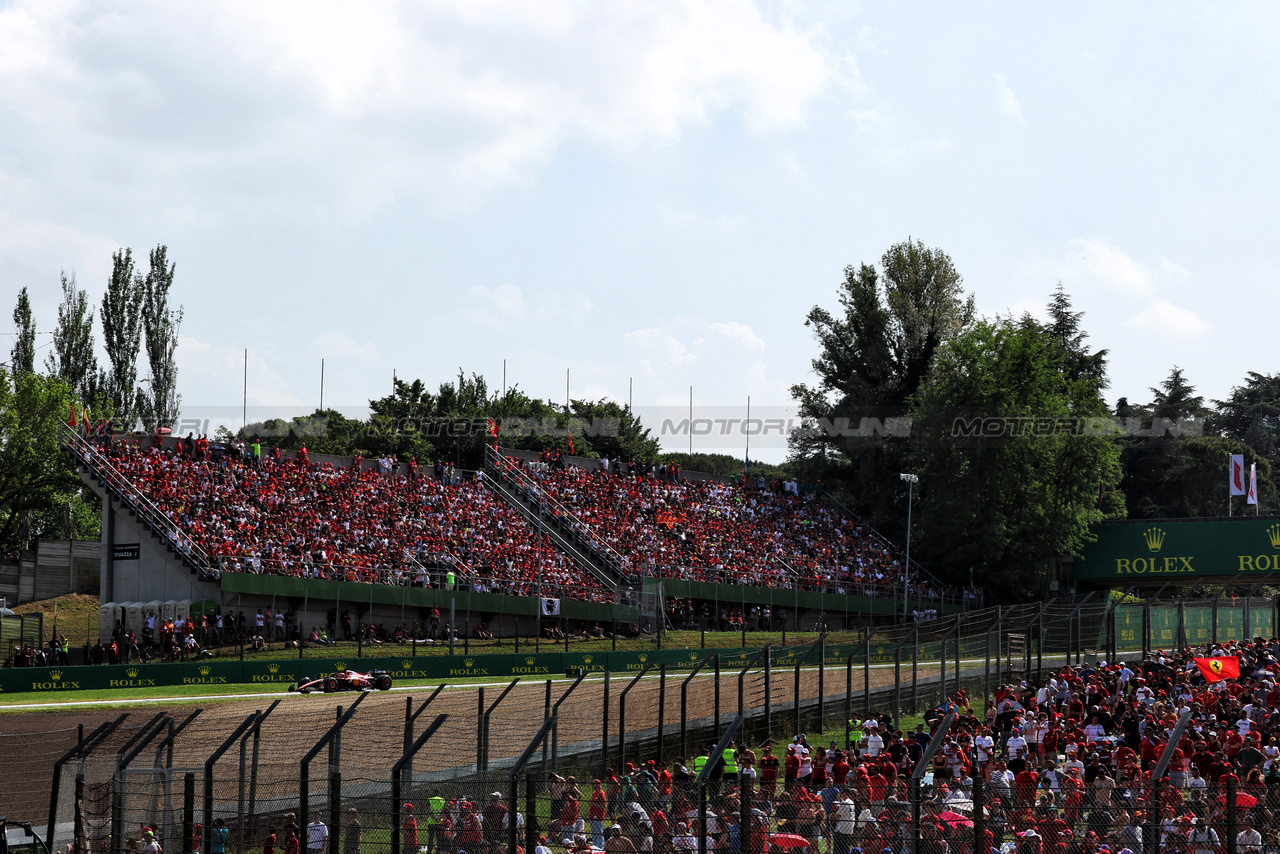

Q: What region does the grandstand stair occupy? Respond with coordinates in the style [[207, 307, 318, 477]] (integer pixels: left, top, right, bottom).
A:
[[481, 473, 626, 592], [64, 440, 219, 588]]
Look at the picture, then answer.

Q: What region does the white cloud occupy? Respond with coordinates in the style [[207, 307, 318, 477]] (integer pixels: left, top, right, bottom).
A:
[[1065, 238, 1158, 296], [993, 73, 1021, 119], [709, 320, 765, 351], [468, 284, 528, 324], [0, 0, 845, 223], [1125, 299, 1209, 339], [466, 284, 591, 328], [308, 331, 380, 367]]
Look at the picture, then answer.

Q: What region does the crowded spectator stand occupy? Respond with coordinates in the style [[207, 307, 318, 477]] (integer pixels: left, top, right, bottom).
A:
[[487, 447, 967, 608]]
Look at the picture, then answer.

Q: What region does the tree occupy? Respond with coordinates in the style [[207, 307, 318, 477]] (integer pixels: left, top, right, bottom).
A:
[[1212, 372, 1280, 510], [135, 246, 183, 431], [907, 295, 1121, 601], [1116, 367, 1244, 518], [0, 370, 96, 551], [789, 239, 974, 529], [100, 248, 146, 430], [45, 272, 98, 402], [10, 287, 36, 374]]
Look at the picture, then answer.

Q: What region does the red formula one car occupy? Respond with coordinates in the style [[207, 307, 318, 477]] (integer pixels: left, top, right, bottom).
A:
[[289, 668, 393, 693]]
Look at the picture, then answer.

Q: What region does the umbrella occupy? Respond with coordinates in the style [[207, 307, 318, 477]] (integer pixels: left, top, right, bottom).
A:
[[156, 426, 173, 434], [1217, 792, 1258, 808], [939, 811, 974, 828], [768, 834, 812, 850]]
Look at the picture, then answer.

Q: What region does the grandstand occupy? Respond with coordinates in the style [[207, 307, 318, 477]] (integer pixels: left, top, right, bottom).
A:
[[63, 426, 968, 643]]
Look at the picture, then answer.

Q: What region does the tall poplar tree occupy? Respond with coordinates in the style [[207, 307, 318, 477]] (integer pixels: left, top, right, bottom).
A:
[[135, 246, 183, 431], [10, 287, 36, 374], [45, 272, 99, 402], [100, 248, 146, 429]]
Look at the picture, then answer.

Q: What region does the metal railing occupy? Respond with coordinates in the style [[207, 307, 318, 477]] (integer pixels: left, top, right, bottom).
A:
[[62, 426, 220, 582]]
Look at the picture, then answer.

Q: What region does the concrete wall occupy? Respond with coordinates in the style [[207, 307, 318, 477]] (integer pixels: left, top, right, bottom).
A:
[[93, 484, 222, 608], [0, 540, 99, 605]]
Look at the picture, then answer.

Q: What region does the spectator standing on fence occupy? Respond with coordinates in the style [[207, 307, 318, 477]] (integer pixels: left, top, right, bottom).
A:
[[307, 811, 328, 854], [402, 803, 418, 854], [344, 809, 360, 854]]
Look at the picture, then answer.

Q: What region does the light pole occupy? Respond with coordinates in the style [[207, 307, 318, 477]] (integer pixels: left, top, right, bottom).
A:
[[900, 473, 918, 621]]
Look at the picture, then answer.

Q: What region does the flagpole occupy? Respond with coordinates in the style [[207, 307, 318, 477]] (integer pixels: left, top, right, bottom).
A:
[[688, 386, 693, 456], [745, 395, 751, 480], [1228, 452, 1232, 517]]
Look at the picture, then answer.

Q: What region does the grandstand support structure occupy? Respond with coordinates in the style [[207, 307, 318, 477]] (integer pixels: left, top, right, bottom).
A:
[[63, 427, 223, 606]]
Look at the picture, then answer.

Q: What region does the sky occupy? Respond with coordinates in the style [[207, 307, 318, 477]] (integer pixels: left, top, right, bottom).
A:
[[2, 1, 1277, 462]]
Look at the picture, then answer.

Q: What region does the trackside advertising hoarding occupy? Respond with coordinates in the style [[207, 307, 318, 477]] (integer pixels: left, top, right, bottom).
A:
[[0, 645, 843, 695], [1074, 517, 1280, 582]]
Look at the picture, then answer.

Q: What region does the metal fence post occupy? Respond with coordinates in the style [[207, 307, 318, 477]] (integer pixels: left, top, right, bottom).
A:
[[863, 633, 872, 718], [237, 733, 248, 853], [1227, 775, 1238, 854], [765, 651, 773, 743], [182, 772, 194, 854], [714, 655, 721, 734], [74, 773, 87, 854], [817, 636, 826, 733], [911, 625, 919, 714], [843, 655, 852, 751], [619, 664, 655, 771], [657, 664, 667, 764], [328, 772, 340, 854], [476, 687, 486, 773], [601, 672, 610, 775]]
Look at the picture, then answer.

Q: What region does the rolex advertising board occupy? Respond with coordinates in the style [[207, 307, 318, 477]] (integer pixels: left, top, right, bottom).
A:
[[1075, 518, 1280, 581]]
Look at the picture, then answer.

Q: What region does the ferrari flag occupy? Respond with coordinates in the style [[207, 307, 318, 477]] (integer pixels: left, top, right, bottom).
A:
[[1195, 656, 1240, 683]]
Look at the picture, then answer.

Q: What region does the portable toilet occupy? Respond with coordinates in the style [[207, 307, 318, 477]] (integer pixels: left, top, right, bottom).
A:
[[124, 602, 144, 635], [162, 600, 178, 622], [175, 600, 190, 626], [99, 603, 119, 643]]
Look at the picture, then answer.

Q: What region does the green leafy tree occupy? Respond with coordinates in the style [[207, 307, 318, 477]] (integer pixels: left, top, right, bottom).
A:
[[1115, 367, 1254, 517], [907, 295, 1121, 601], [789, 239, 974, 530], [135, 246, 183, 431], [10, 287, 36, 374], [45, 272, 99, 402], [1211, 372, 1280, 510], [100, 248, 146, 430], [0, 370, 97, 551]]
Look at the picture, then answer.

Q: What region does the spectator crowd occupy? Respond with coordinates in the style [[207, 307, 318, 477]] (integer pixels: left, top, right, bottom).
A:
[[383, 636, 1280, 854]]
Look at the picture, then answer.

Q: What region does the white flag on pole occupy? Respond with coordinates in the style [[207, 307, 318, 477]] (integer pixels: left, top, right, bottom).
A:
[[1230, 454, 1247, 496], [1248, 463, 1258, 505], [540, 598, 561, 616]]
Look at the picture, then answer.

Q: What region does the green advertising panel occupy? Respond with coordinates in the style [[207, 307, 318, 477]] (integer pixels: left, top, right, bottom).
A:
[[1077, 518, 1280, 581], [1150, 606, 1177, 649]]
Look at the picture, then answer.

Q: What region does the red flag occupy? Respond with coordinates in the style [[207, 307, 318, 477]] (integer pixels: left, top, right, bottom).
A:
[[487, 418, 499, 439], [1195, 656, 1240, 683], [567, 431, 575, 455], [68, 403, 77, 428]]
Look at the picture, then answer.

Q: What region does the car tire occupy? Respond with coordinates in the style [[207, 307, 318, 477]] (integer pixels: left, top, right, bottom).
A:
[[377, 674, 392, 691], [324, 677, 339, 693]]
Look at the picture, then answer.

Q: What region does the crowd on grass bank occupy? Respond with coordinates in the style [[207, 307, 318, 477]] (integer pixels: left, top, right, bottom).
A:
[[271, 636, 1280, 854]]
